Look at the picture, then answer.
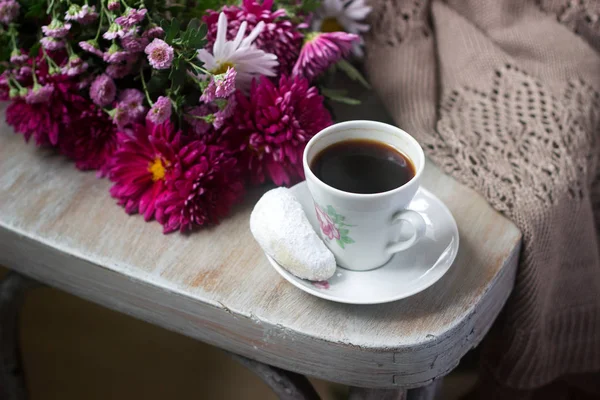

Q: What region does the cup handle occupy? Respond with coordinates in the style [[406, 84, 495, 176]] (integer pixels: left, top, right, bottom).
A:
[[386, 210, 426, 254]]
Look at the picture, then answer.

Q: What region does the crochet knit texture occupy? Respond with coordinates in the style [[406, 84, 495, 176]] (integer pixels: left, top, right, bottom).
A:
[[365, 0, 600, 397]]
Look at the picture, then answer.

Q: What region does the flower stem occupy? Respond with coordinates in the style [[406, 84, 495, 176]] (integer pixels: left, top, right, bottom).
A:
[[139, 71, 154, 106]]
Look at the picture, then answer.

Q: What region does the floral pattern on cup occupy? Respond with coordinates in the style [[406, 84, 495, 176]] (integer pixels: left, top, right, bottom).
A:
[[314, 203, 355, 249]]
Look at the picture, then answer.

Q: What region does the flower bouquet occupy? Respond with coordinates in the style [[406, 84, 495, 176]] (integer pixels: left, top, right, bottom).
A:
[[0, 0, 371, 233]]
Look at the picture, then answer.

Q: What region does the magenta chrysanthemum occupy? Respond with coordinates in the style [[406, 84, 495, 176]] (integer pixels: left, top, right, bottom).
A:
[[224, 76, 332, 186], [108, 122, 183, 220], [147, 96, 172, 124], [115, 7, 147, 28], [144, 38, 173, 70], [6, 62, 83, 146], [89, 74, 116, 107], [203, 0, 303, 75], [156, 143, 244, 233], [292, 32, 359, 81], [60, 104, 117, 177], [0, 0, 19, 24]]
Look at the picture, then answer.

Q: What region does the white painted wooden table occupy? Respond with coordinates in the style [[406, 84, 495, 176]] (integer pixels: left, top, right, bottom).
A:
[[0, 89, 522, 399]]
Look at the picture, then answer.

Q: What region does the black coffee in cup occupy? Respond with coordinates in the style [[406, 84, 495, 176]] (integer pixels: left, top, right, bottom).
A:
[[310, 138, 415, 194]]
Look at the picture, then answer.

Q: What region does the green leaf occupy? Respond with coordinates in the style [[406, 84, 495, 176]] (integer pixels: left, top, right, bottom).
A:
[[341, 236, 355, 244], [147, 72, 169, 96], [326, 205, 337, 217], [339, 228, 349, 236], [169, 56, 186, 91], [336, 59, 371, 89], [29, 43, 40, 58], [161, 19, 181, 45], [321, 88, 361, 106], [336, 239, 345, 249]]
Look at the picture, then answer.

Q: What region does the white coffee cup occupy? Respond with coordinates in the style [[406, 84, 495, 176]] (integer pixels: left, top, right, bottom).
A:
[[303, 120, 426, 271]]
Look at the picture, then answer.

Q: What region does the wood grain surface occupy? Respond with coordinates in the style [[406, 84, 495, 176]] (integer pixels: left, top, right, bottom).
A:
[[0, 90, 521, 389]]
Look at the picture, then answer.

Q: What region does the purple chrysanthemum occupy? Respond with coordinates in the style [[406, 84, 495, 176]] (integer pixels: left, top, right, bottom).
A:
[[112, 88, 146, 128], [61, 56, 88, 76], [106, 54, 138, 79], [185, 105, 213, 136], [10, 51, 28, 64], [144, 38, 173, 70], [76, 5, 98, 24], [143, 26, 164, 39], [0, 0, 19, 24], [147, 96, 172, 124], [120, 34, 148, 52], [103, 23, 124, 40], [292, 32, 358, 81], [203, 0, 303, 75], [108, 0, 120, 11], [79, 40, 103, 57], [201, 67, 237, 103], [103, 44, 130, 64], [42, 19, 72, 38], [115, 7, 147, 28], [40, 37, 65, 51], [89, 74, 116, 107], [25, 84, 54, 104]]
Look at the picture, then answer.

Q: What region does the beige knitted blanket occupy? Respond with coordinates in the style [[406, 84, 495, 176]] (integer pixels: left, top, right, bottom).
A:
[[364, 0, 600, 397]]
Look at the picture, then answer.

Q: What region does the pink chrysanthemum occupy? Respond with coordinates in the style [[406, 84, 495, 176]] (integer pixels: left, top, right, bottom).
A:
[[42, 20, 72, 38], [203, 0, 303, 75], [25, 84, 54, 104], [292, 32, 358, 81], [40, 37, 65, 51], [6, 63, 82, 146], [213, 96, 236, 129], [224, 76, 332, 186], [59, 103, 117, 177], [79, 40, 103, 57], [200, 67, 236, 103], [0, 0, 19, 24], [108, 121, 184, 220], [144, 38, 173, 70], [156, 143, 244, 233], [115, 7, 147, 28], [147, 96, 171, 124], [89, 74, 116, 107]]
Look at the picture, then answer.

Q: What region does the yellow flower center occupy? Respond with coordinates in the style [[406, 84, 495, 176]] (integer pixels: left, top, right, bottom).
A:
[[148, 157, 167, 181], [320, 17, 344, 33], [211, 61, 235, 75]]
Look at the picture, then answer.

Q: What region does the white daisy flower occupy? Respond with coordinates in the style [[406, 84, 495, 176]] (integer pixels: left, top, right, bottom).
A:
[[197, 12, 278, 91], [312, 0, 372, 57]]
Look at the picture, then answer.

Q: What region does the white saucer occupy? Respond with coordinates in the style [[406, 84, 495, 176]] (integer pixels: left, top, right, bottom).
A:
[[265, 181, 460, 304]]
